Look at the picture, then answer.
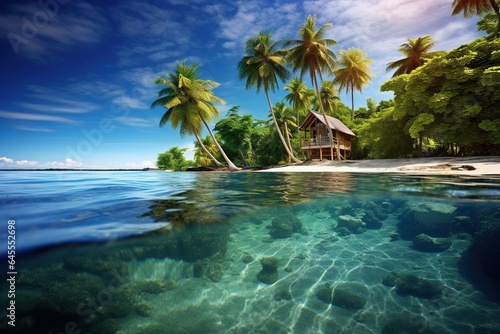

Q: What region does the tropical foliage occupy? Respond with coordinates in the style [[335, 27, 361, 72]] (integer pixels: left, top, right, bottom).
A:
[[151, 61, 239, 171], [156, 147, 194, 171], [285, 14, 339, 159], [238, 32, 301, 163], [381, 36, 500, 155], [334, 48, 374, 118], [386, 36, 444, 77], [152, 10, 500, 167]]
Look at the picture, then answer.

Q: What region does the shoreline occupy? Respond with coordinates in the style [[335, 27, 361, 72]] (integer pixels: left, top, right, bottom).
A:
[[260, 156, 500, 175]]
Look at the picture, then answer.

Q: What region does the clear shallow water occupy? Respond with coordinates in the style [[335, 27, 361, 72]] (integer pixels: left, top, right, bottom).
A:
[[1, 171, 500, 334]]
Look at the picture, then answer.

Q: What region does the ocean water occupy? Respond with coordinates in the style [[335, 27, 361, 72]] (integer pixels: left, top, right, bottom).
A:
[[1, 170, 500, 334]]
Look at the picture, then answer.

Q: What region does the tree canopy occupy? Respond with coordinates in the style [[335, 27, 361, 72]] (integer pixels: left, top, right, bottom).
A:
[[382, 36, 500, 154]]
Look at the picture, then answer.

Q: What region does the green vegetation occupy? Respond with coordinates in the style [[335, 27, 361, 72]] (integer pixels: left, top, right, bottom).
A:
[[150, 7, 500, 169], [156, 147, 194, 171]]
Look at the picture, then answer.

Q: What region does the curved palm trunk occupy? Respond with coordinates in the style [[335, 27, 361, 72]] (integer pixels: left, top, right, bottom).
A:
[[200, 117, 241, 171], [192, 130, 223, 167], [265, 91, 302, 164], [312, 75, 340, 160]]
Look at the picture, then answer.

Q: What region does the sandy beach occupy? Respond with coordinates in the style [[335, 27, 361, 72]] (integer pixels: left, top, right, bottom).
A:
[[262, 156, 500, 175]]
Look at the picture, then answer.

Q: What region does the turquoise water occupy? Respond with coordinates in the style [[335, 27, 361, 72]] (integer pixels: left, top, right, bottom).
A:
[[1, 171, 500, 334]]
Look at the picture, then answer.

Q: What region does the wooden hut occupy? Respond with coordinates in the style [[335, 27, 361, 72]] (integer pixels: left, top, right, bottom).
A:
[[299, 110, 356, 160]]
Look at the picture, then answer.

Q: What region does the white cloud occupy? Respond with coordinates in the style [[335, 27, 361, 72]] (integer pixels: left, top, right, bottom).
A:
[[15, 160, 39, 166], [18, 102, 95, 113], [112, 96, 149, 110], [0, 110, 77, 124], [0, 157, 14, 164], [114, 116, 157, 128], [15, 125, 53, 132]]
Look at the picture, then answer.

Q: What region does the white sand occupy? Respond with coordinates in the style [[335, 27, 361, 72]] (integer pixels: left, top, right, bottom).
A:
[[261, 156, 500, 175]]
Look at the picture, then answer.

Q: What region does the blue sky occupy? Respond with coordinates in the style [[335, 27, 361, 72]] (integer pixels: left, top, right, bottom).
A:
[[0, 0, 482, 169]]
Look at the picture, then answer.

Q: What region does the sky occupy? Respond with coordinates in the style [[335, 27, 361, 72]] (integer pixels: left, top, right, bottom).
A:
[[0, 0, 483, 169]]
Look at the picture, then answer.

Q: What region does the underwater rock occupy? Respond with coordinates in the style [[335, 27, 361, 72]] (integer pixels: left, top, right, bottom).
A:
[[135, 279, 174, 294], [337, 215, 366, 233], [382, 272, 400, 287], [316, 285, 366, 310], [193, 257, 225, 282], [394, 273, 443, 299], [273, 289, 292, 301], [363, 210, 383, 229], [363, 201, 390, 220], [389, 232, 400, 241], [178, 223, 230, 262], [469, 219, 500, 280], [88, 319, 119, 334], [452, 215, 474, 234], [336, 227, 351, 236], [135, 303, 153, 317], [269, 212, 302, 238], [63, 256, 130, 282], [257, 257, 279, 284], [412, 234, 452, 252], [382, 315, 446, 334], [242, 254, 254, 263], [397, 201, 457, 238]]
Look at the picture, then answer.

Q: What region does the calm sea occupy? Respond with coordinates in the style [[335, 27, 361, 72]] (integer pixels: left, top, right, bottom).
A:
[[1, 170, 499, 334]]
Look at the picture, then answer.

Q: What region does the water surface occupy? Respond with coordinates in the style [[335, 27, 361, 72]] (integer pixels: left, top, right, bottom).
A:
[[0, 171, 499, 334]]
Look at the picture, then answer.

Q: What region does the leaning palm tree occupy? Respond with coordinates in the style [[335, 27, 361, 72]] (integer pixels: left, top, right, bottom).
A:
[[238, 32, 302, 163], [284, 77, 314, 140], [271, 101, 297, 161], [333, 48, 374, 119], [386, 36, 444, 78], [285, 15, 339, 160], [194, 135, 220, 167], [151, 61, 239, 171], [452, 0, 500, 36]]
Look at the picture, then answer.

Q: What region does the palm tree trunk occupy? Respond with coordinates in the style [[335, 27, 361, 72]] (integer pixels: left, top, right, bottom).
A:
[[200, 117, 241, 171], [192, 131, 223, 167], [312, 75, 340, 160], [351, 87, 355, 120], [265, 91, 302, 164]]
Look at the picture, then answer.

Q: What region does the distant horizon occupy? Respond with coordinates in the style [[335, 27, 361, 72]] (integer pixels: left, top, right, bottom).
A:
[[0, 0, 483, 169]]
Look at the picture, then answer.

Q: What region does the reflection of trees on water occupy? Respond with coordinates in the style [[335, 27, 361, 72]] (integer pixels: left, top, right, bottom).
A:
[[142, 173, 355, 225]]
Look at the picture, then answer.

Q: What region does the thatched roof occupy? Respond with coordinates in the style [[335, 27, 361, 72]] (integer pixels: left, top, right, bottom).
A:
[[299, 110, 356, 137]]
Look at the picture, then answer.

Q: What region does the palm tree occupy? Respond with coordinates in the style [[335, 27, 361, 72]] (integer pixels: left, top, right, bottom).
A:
[[284, 77, 314, 140], [194, 135, 220, 167], [313, 80, 340, 114], [333, 48, 374, 119], [271, 102, 297, 161], [238, 32, 302, 163], [452, 0, 500, 36], [285, 15, 339, 160], [386, 36, 444, 78], [151, 61, 240, 171]]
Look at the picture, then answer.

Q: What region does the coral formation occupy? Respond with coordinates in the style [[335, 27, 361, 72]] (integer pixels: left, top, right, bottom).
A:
[[383, 272, 443, 299], [412, 233, 452, 252], [257, 257, 279, 284], [397, 201, 456, 238]]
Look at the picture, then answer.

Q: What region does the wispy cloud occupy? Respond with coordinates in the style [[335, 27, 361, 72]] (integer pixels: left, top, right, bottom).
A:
[[18, 102, 95, 113], [113, 116, 157, 128], [0, 110, 77, 124], [0, 1, 109, 59], [15, 125, 54, 132]]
